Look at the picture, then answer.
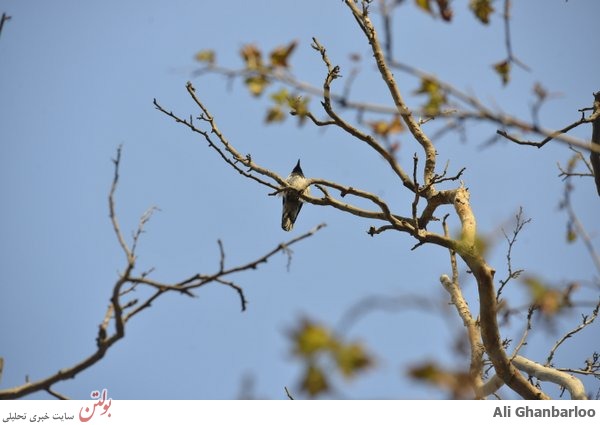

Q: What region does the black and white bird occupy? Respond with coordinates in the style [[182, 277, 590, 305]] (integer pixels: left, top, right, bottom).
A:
[[281, 159, 310, 231]]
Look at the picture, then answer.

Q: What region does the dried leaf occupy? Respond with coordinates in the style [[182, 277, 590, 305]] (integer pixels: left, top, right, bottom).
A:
[[415, 0, 452, 20], [368, 115, 405, 137], [270, 40, 297, 68], [533, 82, 548, 101], [493, 60, 511, 86], [436, 0, 453, 21], [521, 275, 564, 315]]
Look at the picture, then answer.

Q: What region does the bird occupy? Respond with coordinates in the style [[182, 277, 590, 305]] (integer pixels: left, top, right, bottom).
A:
[[281, 159, 310, 231]]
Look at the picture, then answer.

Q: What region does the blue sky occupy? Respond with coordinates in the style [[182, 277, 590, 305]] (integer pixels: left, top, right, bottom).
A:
[[1, 0, 599, 400]]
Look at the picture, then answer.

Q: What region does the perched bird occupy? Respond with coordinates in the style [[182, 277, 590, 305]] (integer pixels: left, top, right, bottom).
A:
[[281, 159, 310, 231]]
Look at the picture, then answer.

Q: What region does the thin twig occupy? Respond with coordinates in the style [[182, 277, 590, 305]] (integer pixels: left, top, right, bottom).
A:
[[545, 299, 600, 367], [0, 12, 11, 39]]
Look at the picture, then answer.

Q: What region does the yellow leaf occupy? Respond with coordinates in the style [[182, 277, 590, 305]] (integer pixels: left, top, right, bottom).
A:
[[409, 362, 442, 382], [265, 106, 286, 123], [244, 75, 269, 97], [287, 96, 310, 122], [194, 49, 215, 64], [270, 88, 290, 105], [415, 0, 432, 13], [290, 320, 332, 357], [469, 0, 494, 25], [414, 77, 446, 115], [301, 364, 328, 397], [333, 342, 373, 378], [369, 120, 390, 136], [270, 40, 297, 68], [240, 44, 263, 71], [566, 226, 577, 243]]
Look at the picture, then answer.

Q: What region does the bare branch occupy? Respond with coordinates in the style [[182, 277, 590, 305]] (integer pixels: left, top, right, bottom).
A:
[[0, 12, 11, 39], [193, 64, 399, 115], [335, 293, 438, 336], [482, 354, 588, 400], [589, 92, 600, 195], [284, 386, 295, 400], [545, 299, 600, 367], [497, 207, 530, 300], [559, 153, 600, 273], [511, 305, 536, 359], [452, 186, 549, 399], [512, 356, 587, 400], [343, 0, 438, 192], [0, 149, 326, 400], [440, 274, 485, 398], [501, 0, 530, 72], [45, 387, 70, 400], [389, 60, 599, 153], [310, 37, 415, 192], [109, 145, 134, 267]]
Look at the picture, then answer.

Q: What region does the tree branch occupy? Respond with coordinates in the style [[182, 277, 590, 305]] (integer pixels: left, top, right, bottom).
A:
[[310, 37, 415, 192], [0, 148, 326, 400], [589, 92, 600, 195], [452, 186, 549, 399], [0, 12, 11, 40], [344, 0, 437, 192]]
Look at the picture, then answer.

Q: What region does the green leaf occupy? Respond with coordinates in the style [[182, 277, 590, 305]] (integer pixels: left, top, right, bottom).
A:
[[290, 319, 332, 357]]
